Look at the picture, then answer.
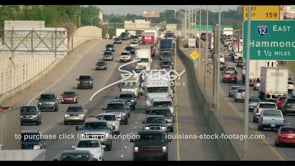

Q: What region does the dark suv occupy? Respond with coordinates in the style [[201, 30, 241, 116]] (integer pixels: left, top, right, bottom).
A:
[[21, 130, 46, 149], [281, 97, 295, 116], [76, 118, 113, 151], [130, 130, 171, 161], [150, 107, 174, 132], [118, 91, 137, 110], [20, 105, 42, 125], [103, 99, 130, 124], [36, 93, 59, 112], [77, 75, 93, 89]]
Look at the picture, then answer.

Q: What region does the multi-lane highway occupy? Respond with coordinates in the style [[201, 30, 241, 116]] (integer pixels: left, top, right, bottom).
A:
[[3, 38, 222, 160], [3, 36, 295, 161]]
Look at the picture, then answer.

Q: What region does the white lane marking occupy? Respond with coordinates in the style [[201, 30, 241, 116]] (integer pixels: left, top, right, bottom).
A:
[[27, 41, 100, 105], [89, 60, 139, 102]]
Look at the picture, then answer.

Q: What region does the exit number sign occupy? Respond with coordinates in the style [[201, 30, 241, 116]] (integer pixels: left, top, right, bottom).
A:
[[243, 6, 280, 20]]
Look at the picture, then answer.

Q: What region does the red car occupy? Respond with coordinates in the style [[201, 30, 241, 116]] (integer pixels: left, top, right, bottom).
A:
[[60, 91, 78, 104], [276, 96, 287, 110], [275, 126, 295, 147], [222, 69, 238, 83]]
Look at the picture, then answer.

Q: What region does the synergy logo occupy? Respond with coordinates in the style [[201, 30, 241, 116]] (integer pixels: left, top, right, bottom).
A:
[[89, 60, 186, 101]]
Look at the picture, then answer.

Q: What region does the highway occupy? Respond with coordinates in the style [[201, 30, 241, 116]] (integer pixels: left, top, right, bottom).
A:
[[4, 36, 295, 160], [3, 38, 222, 160], [220, 54, 295, 160]]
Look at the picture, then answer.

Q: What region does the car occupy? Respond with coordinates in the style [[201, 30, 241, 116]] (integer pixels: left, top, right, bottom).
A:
[[95, 60, 107, 70], [275, 126, 295, 147], [142, 115, 168, 133], [281, 97, 295, 116], [160, 61, 174, 70], [124, 46, 135, 54], [72, 138, 105, 161], [145, 97, 175, 115], [257, 109, 285, 131], [222, 69, 238, 83], [288, 80, 295, 92], [77, 75, 93, 89], [220, 61, 226, 71], [228, 86, 241, 97], [21, 130, 46, 150], [253, 78, 260, 90], [276, 96, 287, 110], [224, 66, 237, 71], [113, 37, 122, 44], [76, 118, 113, 151], [102, 51, 113, 61], [130, 39, 139, 48], [64, 105, 87, 125], [96, 113, 120, 135], [253, 102, 277, 123], [119, 51, 132, 62], [150, 107, 175, 132], [103, 99, 130, 124], [57, 150, 97, 161], [117, 91, 137, 110], [105, 44, 115, 52], [120, 32, 130, 40], [36, 92, 59, 112], [60, 91, 78, 104], [234, 88, 245, 103], [20, 105, 41, 125], [219, 53, 225, 63], [249, 96, 261, 112], [130, 130, 171, 161]]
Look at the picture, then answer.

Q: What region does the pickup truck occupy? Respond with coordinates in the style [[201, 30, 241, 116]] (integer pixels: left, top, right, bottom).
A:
[[258, 109, 285, 131]]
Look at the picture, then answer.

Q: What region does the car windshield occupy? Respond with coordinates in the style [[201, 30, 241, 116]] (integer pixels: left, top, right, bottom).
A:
[[231, 87, 240, 90], [104, 52, 112, 55], [121, 82, 137, 89], [60, 152, 90, 161], [287, 98, 295, 104], [146, 87, 168, 93], [153, 101, 172, 107], [146, 117, 165, 124], [280, 127, 295, 132], [119, 94, 133, 99], [83, 122, 108, 130], [225, 70, 236, 74], [40, 94, 55, 100], [151, 110, 172, 117], [97, 61, 105, 65], [137, 58, 149, 63], [121, 52, 130, 56], [262, 110, 282, 117], [63, 92, 75, 95], [67, 107, 83, 113], [249, 98, 260, 102], [103, 115, 116, 121], [77, 140, 100, 148], [259, 104, 276, 108], [79, 76, 91, 80], [21, 106, 37, 114], [106, 103, 125, 110]]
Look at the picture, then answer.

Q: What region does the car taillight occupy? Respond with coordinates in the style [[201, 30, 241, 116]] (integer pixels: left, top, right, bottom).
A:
[[256, 108, 259, 113]]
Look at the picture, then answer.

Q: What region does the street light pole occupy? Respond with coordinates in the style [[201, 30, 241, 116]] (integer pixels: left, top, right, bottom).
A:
[[204, 5, 208, 91], [216, 6, 221, 116]]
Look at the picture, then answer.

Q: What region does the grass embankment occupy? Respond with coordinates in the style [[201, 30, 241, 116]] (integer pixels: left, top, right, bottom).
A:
[[286, 61, 295, 73]]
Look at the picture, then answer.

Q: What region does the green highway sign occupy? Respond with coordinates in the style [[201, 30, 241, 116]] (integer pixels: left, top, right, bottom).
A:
[[243, 20, 295, 60]]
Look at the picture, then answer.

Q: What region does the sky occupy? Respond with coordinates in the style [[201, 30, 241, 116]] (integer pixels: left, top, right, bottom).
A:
[[96, 5, 240, 15]]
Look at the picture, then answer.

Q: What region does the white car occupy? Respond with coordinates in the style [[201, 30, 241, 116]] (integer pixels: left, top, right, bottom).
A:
[[96, 113, 120, 135], [288, 81, 294, 92], [119, 51, 132, 62], [72, 139, 105, 161]]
